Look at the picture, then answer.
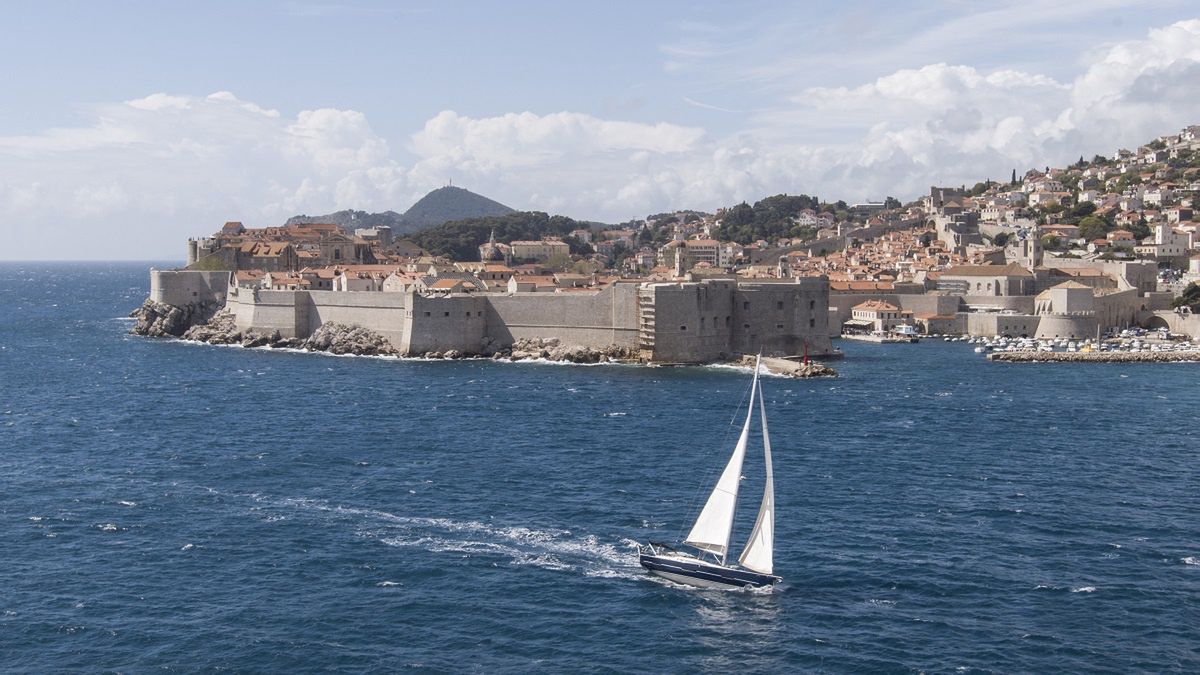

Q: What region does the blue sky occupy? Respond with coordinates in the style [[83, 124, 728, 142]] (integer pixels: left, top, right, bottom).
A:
[[2, 1, 1200, 258]]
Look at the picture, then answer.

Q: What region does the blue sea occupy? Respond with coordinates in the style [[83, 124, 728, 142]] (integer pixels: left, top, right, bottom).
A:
[[2, 262, 1198, 672]]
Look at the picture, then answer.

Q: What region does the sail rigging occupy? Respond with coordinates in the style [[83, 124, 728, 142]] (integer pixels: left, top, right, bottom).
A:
[[639, 354, 782, 589], [683, 361, 759, 561], [738, 379, 775, 574]]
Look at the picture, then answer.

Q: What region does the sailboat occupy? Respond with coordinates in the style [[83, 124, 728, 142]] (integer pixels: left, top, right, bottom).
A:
[[639, 355, 781, 589]]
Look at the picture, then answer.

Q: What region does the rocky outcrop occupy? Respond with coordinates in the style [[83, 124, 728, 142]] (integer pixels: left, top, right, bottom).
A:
[[417, 337, 637, 363], [304, 322, 399, 356], [499, 337, 637, 363], [129, 299, 222, 337], [743, 355, 838, 378], [988, 351, 1200, 363], [177, 312, 397, 356]]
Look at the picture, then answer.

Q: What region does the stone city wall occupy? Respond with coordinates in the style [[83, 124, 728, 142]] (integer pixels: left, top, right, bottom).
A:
[[486, 283, 640, 350], [150, 270, 230, 307], [219, 278, 833, 361], [647, 278, 833, 362]]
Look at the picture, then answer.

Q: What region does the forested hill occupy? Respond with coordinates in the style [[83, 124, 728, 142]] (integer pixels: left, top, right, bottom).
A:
[[286, 209, 406, 232], [286, 186, 515, 235], [711, 193, 899, 244], [408, 211, 592, 261], [400, 186, 515, 229]]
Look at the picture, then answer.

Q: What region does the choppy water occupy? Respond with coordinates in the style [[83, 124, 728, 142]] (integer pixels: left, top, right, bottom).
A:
[[2, 262, 1198, 672]]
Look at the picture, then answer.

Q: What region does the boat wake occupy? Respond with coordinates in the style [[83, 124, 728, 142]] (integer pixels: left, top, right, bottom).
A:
[[251, 494, 645, 581]]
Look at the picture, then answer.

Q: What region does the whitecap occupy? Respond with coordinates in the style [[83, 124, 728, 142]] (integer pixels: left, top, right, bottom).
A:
[[376, 581, 401, 587], [29, 516, 43, 522], [181, 543, 194, 551], [99, 523, 118, 532], [1182, 556, 1199, 566], [117, 500, 137, 507], [604, 412, 627, 417], [1070, 586, 1096, 593]]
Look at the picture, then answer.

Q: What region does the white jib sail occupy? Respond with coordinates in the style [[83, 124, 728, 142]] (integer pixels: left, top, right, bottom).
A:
[[684, 360, 760, 560], [738, 373, 775, 575]]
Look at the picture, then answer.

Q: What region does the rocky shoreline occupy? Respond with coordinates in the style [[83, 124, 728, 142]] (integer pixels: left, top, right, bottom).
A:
[[130, 299, 223, 338], [988, 351, 1200, 363], [131, 302, 837, 376]]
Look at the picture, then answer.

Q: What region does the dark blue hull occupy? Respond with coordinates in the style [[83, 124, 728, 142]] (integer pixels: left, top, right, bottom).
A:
[[639, 550, 780, 589]]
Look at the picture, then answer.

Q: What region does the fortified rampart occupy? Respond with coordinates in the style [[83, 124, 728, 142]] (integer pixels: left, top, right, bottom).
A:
[[150, 270, 230, 306], [486, 283, 641, 350], [641, 278, 833, 362], [215, 277, 832, 361]]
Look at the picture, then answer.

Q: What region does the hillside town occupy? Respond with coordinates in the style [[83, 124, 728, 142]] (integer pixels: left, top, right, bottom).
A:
[[170, 124, 1200, 349]]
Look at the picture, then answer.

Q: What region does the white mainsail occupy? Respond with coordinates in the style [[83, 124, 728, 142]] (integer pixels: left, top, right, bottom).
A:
[[738, 379, 775, 575], [683, 360, 760, 561]]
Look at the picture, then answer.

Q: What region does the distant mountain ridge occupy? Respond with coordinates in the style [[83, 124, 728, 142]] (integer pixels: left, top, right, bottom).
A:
[[286, 186, 515, 235], [286, 209, 405, 231]]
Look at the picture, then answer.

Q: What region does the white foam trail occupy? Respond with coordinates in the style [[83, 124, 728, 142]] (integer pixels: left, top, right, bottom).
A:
[[704, 363, 790, 378], [257, 494, 643, 579]]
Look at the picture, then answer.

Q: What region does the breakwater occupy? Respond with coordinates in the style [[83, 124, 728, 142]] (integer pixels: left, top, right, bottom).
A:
[[988, 350, 1200, 363]]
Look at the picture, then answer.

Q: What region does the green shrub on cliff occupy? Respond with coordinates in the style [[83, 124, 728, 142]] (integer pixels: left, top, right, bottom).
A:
[[1173, 283, 1200, 311]]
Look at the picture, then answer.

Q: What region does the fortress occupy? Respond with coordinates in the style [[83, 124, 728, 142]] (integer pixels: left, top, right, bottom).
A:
[[148, 269, 835, 363]]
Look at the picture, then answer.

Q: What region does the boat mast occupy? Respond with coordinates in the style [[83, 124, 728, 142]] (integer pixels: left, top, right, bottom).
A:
[[738, 357, 775, 575], [683, 354, 761, 564]]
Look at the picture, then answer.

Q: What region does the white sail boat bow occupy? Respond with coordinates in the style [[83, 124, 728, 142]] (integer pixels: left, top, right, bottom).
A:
[[639, 355, 782, 589]]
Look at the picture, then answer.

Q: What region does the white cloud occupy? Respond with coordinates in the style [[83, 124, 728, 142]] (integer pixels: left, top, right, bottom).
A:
[[399, 19, 1200, 220], [2, 19, 1200, 259], [0, 92, 406, 258]]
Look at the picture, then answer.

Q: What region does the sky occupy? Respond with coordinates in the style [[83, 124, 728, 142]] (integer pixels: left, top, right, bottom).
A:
[[2, 1, 1200, 259]]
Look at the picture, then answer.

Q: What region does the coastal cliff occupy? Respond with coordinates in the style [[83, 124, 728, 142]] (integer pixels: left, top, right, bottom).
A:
[[129, 298, 223, 338]]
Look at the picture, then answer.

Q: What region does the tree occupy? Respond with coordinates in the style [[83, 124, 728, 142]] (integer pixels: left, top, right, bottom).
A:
[[1011, 168, 1017, 185], [562, 235, 593, 256], [711, 194, 823, 245], [992, 232, 1010, 247], [542, 253, 574, 272], [1071, 201, 1097, 219], [1077, 215, 1110, 241], [1173, 282, 1200, 310], [409, 211, 589, 260]]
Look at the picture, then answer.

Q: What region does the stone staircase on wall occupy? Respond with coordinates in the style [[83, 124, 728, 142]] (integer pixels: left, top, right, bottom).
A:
[[637, 287, 656, 358]]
